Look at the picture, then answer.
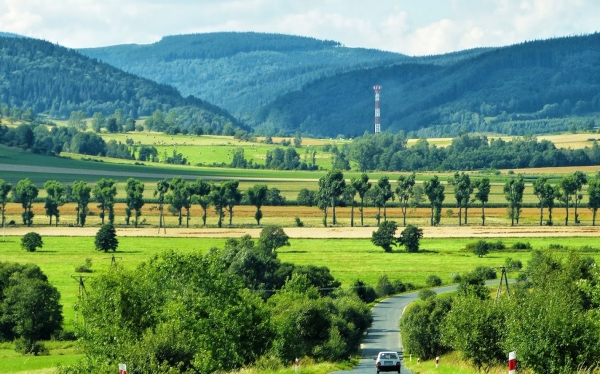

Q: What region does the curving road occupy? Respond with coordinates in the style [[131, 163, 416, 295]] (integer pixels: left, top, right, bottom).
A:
[[332, 280, 508, 374]]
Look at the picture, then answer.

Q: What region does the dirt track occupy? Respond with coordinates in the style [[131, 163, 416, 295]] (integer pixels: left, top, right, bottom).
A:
[[4, 225, 600, 239]]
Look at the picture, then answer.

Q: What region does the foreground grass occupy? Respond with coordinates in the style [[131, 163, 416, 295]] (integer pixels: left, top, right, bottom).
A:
[[403, 351, 514, 374], [0, 341, 83, 374]]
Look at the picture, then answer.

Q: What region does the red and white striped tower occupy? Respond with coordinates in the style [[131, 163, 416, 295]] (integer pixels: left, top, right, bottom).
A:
[[373, 85, 381, 133], [508, 351, 516, 374]]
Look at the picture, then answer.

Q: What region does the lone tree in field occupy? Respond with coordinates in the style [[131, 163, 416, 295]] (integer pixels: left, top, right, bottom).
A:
[[223, 180, 243, 226], [93, 178, 117, 225], [247, 184, 268, 225], [166, 177, 192, 227], [14, 178, 39, 227], [573, 171, 588, 224], [423, 175, 445, 226], [124, 178, 145, 227], [533, 176, 554, 226], [473, 178, 490, 226], [448, 172, 472, 226], [558, 175, 578, 226], [154, 179, 170, 233], [352, 173, 371, 226], [192, 179, 211, 226], [21, 232, 43, 252], [399, 225, 423, 253], [396, 172, 415, 227], [43, 180, 65, 227], [371, 220, 398, 252], [72, 181, 91, 227], [588, 177, 600, 226], [375, 176, 394, 224], [504, 175, 525, 226], [95, 223, 118, 252], [0, 179, 12, 228]]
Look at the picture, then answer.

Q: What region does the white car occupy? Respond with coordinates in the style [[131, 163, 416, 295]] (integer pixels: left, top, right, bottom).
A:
[[375, 351, 401, 373]]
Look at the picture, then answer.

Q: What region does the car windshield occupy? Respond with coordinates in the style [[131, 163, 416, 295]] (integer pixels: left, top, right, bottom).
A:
[[380, 353, 398, 360]]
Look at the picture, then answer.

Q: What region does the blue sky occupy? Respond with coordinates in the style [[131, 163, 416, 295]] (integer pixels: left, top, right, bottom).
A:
[[1, 0, 598, 55]]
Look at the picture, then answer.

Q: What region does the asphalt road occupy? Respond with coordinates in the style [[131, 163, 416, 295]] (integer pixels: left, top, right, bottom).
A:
[[331, 280, 509, 374]]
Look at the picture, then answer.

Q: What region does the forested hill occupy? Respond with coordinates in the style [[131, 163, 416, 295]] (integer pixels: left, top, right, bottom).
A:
[[79, 32, 488, 118], [0, 36, 241, 132], [254, 33, 600, 137]]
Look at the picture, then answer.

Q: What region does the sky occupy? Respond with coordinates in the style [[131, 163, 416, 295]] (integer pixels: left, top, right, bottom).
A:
[[1, 0, 599, 55]]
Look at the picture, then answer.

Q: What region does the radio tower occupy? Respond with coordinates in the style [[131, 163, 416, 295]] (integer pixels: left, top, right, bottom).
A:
[[373, 85, 381, 133]]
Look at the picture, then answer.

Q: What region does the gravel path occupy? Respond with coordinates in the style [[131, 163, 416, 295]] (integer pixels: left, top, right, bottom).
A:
[[3, 225, 600, 238]]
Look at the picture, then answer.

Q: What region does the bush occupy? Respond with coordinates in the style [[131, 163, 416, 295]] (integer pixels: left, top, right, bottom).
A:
[[392, 280, 406, 293], [490, 240, 506, 250], [512, 242, 532, 250], [14, 338, 48, 356], [376, 275, 395, 297], [21, 232, 43, 252], [548, 243, 564, 249], [75, 258, 93, 273], [294, 217, 304, 227], [473, 266, 497, 280], [472, 240, 490, 258], [418, 289, 437, 300], [426, 275, 442, 287], [399, 225, 423, 253], [451, 273, 462, 283], [350, 279, 377, 303], [504, 257, 523, 271]]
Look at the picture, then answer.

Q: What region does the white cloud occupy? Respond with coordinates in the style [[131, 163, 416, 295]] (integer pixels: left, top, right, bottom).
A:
[[0, 0, 598, 54]]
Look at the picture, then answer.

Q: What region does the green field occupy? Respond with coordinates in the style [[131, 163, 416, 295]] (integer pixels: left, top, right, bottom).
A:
[[1, 235, 599, 330]]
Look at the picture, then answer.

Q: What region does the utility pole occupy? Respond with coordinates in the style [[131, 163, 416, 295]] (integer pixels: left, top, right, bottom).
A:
[[495, 266, 510, 301], [71, 275, 90, 329]]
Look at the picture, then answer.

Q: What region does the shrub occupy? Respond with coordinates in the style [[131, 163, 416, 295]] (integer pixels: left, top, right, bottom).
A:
[[21, 232, 43, 252], [512, 242, 532, 250], [392, 280, 406, 293], [399, 224, 423, 253], [376, 275, 395, 297], [451, 273, 462, 283], [75, 258, 93, 273], [350, 279, 377, 303], [294, 217, 304, 227], [14, 338, 48, 356], [548, 243, 564, 249], [504, 257, 523, 271], [426, 275, 442, 287], [418, 289, 437, 300], [473, 240, 490, 258], [490, 240, 506, 250], [473, 266, 497, 280]]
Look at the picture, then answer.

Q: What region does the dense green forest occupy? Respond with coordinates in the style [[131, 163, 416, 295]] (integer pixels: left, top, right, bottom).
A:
[[0, 36, 242, 134], [79, 32, 489, 119], [254, 33, 600, 137]]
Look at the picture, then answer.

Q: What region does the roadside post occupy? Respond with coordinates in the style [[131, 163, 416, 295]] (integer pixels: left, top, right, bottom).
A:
[[118, 363, 127, 374], [508, 351, 516, 374], [435, 356, 439, 368], [295, 357, 299, 373]]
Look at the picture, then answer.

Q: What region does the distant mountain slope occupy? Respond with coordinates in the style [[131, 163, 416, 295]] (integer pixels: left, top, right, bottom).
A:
[[0, 36, 241, 132], [0, 32, 23, 38], [254, 33, 600, 137], [79, 32, 489, 119]]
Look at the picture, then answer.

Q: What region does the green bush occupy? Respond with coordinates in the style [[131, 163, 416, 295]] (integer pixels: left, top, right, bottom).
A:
[[512, 241, 532, 250], [426, 275, 442, 287], [21, 232, 43, 252], [418, 289, 437, 300], [14, 338, 48, 356], [392, 280, 406, 293], [376, 275, 395, 297], [473, 266, 497, 280]]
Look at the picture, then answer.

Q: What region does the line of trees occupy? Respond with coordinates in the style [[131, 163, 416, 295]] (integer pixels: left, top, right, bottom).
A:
[[344, 132, 600, 172], [2, 170, 600, 229], [302, 170, 600, 228], [0, 177, 286, 228]]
